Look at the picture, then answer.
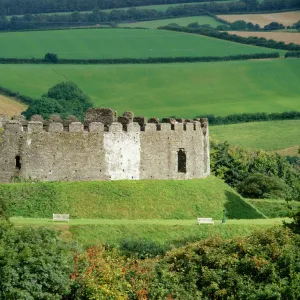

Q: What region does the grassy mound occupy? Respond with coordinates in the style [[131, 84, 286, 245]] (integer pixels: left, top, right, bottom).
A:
[[210, 120, 300, 150], [1, 176, 263, 220], [0, 59, 299, 117]]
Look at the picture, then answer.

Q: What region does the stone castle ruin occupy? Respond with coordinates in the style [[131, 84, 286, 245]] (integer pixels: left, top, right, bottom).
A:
[[0, 108, 210, 183]]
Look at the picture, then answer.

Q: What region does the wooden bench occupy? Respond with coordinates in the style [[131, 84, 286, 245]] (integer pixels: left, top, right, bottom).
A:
[[53, 214, 70, 222], [197, 217, 214, 225]]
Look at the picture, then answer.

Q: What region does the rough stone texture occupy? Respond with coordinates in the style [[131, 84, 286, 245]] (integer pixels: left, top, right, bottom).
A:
[[49, 114, 63, 123], [69, 122, 84, 132], [0, 108, 210, 182], [133, 117, 147, 127], [30, 115, 44, 122], [28, 121, 43, 133], [85, 108, 117, 126], [148, 117, 159, 124], [123, 111, 134, 120]]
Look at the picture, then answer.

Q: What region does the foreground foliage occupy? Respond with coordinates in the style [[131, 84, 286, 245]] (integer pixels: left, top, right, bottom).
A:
[[0, 221, 73, 299], [149, 227, 300, 299]]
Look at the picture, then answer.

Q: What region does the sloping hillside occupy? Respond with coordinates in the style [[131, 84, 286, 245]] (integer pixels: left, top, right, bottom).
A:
[[0, 94, 27, 116], [1, 176, 264, 220]]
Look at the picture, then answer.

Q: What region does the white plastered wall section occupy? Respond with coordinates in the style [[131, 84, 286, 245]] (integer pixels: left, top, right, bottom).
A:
[[103, 130, 141, 180]]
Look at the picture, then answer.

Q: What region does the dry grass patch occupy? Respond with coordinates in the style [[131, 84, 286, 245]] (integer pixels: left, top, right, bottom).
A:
[[227, 31, 300, 44], [0, 94, 27, 116], [218, 11, 300, 26], [276, 146, 300, 157]]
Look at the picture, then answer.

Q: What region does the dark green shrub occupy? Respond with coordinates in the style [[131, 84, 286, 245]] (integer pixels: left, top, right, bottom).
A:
[[0, 221, 73, 299], [237, 174, 289, 199], [44, 52, 58, 63], [119, 238, 168, 259]]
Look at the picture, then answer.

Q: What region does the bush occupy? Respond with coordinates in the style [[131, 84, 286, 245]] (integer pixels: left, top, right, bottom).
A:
[[119, 238, 168, 259], [237, 174, 289, 199], [44, 52, 58, 63], [210, 140, 300, 201], [22, 81, 92, 120], [0, 221, 73, 299], [149, 227, 300, 299]]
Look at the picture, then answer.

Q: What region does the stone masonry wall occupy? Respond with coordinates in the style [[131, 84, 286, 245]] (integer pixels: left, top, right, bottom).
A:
[[0, 109, 210, 183]]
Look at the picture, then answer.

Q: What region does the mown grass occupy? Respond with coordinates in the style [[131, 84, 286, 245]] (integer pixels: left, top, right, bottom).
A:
[[10, 217, 285, 247], [0, 28, 281, 59], [0, 59, 299, 117], [68, 222, 278, 247], [1, 176, 264, 220], [210, 120, 300, 150], [121, 16, 223, 28], [249, 199, 300, 218]]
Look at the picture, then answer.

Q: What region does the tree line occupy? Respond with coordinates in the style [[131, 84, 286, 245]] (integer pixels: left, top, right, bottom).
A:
[[1, 0, 300, 32], [197, 111, 300, 125], [0, 52, 280, 64], [160, 24, 300, 51], [285, 51, 300, 58]]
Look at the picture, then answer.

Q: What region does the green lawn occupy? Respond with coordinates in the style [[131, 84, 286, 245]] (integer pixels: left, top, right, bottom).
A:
[[0, 28, 280, 59], [0, 59, 299, 117], [121, 16, 223, 28], [210, 120, 300, 150], [11, 217, 286, 247]]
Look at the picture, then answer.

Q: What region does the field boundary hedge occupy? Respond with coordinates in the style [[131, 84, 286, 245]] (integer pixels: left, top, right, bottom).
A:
[[0, 86, 35, 105], [159, 25, 300, 51], [285, 51, 300, 58], [0, 53, 280, 65], [199, 111, 300, 125]]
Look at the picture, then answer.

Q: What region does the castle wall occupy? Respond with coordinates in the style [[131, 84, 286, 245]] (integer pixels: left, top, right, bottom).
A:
[[0, 110, 210, 183]]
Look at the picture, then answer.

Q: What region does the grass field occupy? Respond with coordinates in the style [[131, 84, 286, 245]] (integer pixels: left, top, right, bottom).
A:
[[249, 199, 300, 218], [218, 11, 300, 27], [0, 94, 27, 116], [11, 218, 286, 246], [210, 120, 300, 150], [227, 31, 300, 44], [121, 16, 223, 28], [1, 176, 264, 220], [0, 28, 281, 59], [0, 59, 299, 117]]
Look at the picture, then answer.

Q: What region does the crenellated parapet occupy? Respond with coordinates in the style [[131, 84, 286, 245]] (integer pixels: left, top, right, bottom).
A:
[[1, 108, 209, 135]]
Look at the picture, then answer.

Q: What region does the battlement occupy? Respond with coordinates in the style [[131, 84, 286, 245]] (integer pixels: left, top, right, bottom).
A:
[[1, 108, 208, 134]]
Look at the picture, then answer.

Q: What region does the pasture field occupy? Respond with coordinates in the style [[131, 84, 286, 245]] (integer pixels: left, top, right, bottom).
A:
[[1, 176, 263, 220], [210, 120, 300, 150], [227, 31, 300, 44], [121, 16, 223, 28], [217, 11, 300, 27], [0, 28, 280, 59], [0, 94, 27, 116], [0, 59, 299, 117]]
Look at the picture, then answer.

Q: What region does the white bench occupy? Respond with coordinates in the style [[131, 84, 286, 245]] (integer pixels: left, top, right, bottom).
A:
[[197, 217, 214, 225], [53, 214, 70, 222]]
